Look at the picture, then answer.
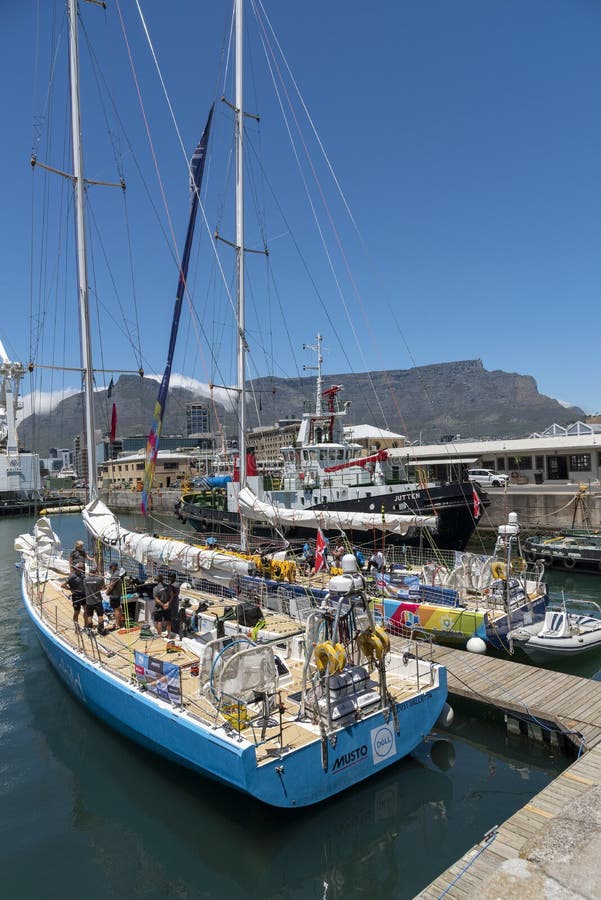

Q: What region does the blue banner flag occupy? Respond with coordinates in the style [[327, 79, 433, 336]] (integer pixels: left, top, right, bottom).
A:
[[141, 106, 214, 514]]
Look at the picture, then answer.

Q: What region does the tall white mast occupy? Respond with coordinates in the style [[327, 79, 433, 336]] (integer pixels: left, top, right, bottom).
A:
[[235, 0, 246, 482], [235, 0, 248, 547], [67, 0, 97, 501]]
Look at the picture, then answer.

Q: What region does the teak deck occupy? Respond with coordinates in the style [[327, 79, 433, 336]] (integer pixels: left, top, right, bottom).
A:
[[27, 570, 433, 764]]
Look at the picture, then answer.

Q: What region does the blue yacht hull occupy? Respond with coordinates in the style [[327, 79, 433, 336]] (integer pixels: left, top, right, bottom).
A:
[[21, 574, 447, 808]]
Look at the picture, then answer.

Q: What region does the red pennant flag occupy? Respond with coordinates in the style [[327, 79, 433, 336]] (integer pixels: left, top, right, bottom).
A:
[[314, 528, 327, 574], [473, 488, 481, 519], [110, 403, 117, 443]]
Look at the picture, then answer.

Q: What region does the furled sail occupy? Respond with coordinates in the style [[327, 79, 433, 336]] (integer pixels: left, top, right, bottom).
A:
[[237, 487, 437, 535], [141, 106, 214, 514], [83, 499, 250, 584]]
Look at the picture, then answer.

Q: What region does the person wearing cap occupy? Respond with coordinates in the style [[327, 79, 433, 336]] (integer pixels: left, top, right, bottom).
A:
[[69, 539, 93, 572], [106, 562, 125, 629], [62, 563, 86, 626]]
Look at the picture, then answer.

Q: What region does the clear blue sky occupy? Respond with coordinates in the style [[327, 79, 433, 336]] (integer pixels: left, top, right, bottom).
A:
[[2, 0, 601, 427]]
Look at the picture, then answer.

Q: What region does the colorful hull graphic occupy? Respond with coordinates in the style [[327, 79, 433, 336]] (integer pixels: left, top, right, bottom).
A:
[[378, 595, 548, 651]]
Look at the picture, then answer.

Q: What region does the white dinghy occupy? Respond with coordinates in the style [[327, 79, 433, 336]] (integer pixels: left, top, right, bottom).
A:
[[509, 599, 601, 658]]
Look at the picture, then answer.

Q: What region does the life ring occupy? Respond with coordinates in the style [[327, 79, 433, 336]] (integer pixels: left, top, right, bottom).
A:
[[334, 642, 346, 672], [314, 640, 345, 674], [374, 625, 390, 655], [563, 557, 576, 570], [358, 629, 386, 662], [491, 561, 507, 580], [510, 557, 527, 574]]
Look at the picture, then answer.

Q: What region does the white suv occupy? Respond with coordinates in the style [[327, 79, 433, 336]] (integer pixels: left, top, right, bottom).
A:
[[467, 468, 509, 488]]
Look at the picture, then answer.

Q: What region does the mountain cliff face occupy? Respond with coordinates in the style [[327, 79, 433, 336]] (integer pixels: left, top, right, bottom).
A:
[[18, 360, 584, 453]]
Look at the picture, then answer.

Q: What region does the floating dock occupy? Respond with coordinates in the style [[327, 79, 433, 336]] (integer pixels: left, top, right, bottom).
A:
[[403, 642, 601, 897]]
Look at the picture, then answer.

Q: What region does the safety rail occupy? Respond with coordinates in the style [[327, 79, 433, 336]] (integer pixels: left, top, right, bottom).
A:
[[209, 688, 285, 749], [387, 626, 438, 692], [385, 544, 457, 570]]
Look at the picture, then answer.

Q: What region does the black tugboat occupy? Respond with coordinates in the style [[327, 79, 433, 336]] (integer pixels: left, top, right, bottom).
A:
[[178, 338, 486, 550]]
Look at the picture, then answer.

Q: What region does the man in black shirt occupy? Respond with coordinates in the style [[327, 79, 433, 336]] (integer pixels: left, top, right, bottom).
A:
[[69, 539, 93, 572], [83, 565, 106, 635], [62, 563, 86, 626], [106, 562, 125, 629]]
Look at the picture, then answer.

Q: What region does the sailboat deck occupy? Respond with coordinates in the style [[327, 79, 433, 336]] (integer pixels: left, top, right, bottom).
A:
[[25, 566, 438, 759]]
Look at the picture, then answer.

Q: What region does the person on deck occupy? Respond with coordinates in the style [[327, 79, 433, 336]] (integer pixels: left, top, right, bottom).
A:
[[368, 550, 386, 573], [152, 574, 170, 638], [69, 539, 93, 572], [167, 573, 181, 638], [62, 563, 86, 626], [106, 562, 125, 629], [83, 564, 106, 634], [301, 541, 315, 575], [331, 542, 345, 569]]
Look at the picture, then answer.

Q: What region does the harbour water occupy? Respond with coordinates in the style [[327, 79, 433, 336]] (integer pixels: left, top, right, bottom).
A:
[[4, 514, 596, 898]]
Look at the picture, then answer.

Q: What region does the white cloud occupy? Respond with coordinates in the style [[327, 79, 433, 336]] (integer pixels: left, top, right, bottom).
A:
[[18, 388, 80, 423], [17, 372, 238, 424], [147, 373, 237, 412]]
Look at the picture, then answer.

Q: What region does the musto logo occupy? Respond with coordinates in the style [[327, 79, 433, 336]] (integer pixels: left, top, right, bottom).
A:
[[331, 744, 368, 774], [370, 723, 397, 764]]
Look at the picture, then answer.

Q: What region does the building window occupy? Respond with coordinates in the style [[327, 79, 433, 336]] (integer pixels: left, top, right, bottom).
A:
[[185, 403, 210, 436], [496, 459, 506, 471], [481, 460, 495, 469], [508, 456, 532, 471], [569, 454, 591, 472], [535, 456, 544, 470], [163, 462, 178, 470]]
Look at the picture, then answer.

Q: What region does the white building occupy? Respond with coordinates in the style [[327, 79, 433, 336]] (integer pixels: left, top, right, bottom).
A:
[[390, 422, 601, 485]]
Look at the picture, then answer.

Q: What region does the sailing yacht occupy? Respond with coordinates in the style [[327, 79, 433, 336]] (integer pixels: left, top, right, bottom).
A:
[[16, 0, 450, 808]]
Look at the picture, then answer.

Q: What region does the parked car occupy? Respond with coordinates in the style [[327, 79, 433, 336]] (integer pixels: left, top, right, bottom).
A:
[[467, 468, 509, 488]]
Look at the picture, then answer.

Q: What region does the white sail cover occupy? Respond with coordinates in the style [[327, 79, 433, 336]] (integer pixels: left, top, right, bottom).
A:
[[15, 516, 70, 580], [82, 499, 251, 584], [237, 487, 437, 535]]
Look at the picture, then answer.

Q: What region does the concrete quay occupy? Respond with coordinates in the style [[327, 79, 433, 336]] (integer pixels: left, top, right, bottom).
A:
[[99, 488, 180, 515], [477, 482, 601, 533], [411, 643, 601, 899]]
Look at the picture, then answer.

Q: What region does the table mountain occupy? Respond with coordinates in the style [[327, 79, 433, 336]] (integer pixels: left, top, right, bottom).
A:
[[18, 360, 584, 453]]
